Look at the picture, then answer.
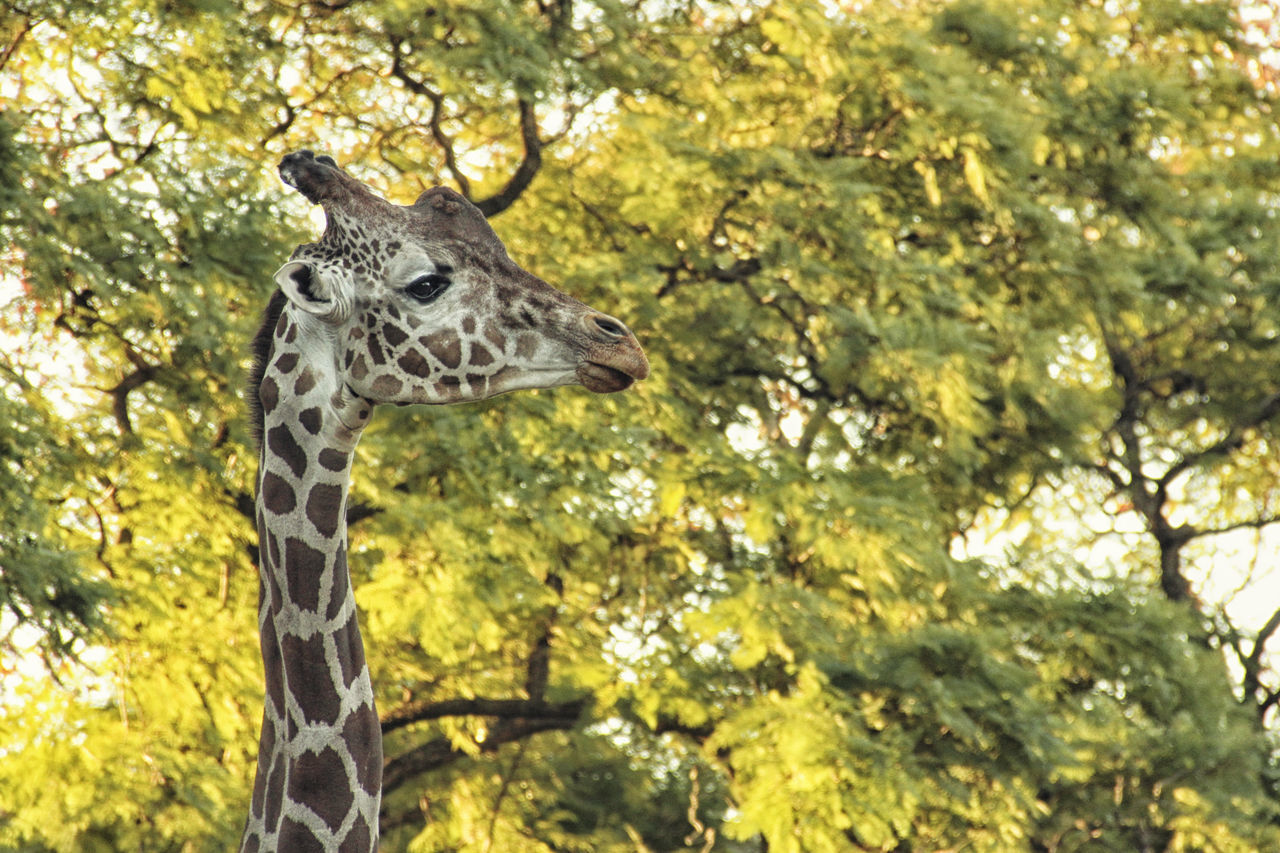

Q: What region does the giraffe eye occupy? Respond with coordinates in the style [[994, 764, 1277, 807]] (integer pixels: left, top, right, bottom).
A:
[[405, 273, 451, 303]]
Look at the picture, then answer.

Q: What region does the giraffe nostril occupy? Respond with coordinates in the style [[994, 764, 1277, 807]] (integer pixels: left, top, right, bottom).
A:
[[590, 314, 629, 339]]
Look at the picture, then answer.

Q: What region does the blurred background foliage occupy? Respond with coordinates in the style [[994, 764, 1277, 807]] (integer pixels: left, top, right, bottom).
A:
[[2, 0, 1280, 849]]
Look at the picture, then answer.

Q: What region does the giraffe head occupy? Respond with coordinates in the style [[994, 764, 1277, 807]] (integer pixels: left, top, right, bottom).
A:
[[270, 150, 648, 416]]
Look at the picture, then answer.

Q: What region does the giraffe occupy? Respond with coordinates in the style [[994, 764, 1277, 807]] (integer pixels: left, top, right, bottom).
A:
[[241, 150, 648, 853]]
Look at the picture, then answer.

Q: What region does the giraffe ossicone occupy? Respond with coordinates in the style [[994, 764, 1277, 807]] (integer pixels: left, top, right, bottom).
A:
[[242, 150, 648, 853]]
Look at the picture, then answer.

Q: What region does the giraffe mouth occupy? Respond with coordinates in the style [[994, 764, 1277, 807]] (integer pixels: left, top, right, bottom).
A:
[[578, 361, 641, 393]]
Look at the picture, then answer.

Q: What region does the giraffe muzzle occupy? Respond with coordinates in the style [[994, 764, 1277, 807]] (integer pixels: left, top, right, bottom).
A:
[[577, 312, 650, 393]]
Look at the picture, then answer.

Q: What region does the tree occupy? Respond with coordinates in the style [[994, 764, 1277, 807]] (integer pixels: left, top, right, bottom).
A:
[[2, 0, 1278, 850]]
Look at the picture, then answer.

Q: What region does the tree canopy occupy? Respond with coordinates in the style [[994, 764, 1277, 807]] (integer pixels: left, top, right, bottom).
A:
[[2, 0, 1279, 850]]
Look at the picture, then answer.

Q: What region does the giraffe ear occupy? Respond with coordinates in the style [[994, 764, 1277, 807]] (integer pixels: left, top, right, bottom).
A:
[[274, 261, 350, 322]]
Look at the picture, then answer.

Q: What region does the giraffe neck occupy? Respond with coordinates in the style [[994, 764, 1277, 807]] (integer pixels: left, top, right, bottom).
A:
[[243, 306, 381, 853]]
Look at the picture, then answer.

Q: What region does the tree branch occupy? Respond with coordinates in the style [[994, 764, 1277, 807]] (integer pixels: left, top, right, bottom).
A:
[[1097, 332, 1204, 602], [653, 715, 715, 743], [0, 12, 34, 73], [1242, 605, 1280, 718], [380, 706, 584, 795], [388, 37, 472, 196], [1186, 515, 1280, 543], [387, 42, 544, 213], [1101, 335, 1158, 517], [475, 99, 543, 217], [380, 696, 586, 735], [1158, 391, 1280, 492], [524, 571, 564, 702], [108, 363, 158, 436]]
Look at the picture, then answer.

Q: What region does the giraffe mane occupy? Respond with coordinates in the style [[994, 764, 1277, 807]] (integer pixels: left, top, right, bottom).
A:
[[247, 287, 289, 447]]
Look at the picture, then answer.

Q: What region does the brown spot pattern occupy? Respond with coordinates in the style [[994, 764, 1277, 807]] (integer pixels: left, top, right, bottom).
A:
[[350, 354, 368, 380], [261, 472, 297, 515], [262, 619, 285, 717], [424, 330, 461, 368], [343, 815, 374, 852], [515, 333, 538, 360], [264, 750, 286, 828], [250, 735, 270, 819], [326, 550, 349, 621], [281, 631, 340, 724], [278, 817, 325, 853], [267, 424, 307, 478], [259, 376, 280, 416], [299, 407, 322, 435], [275, 352, 299, 375], [334, 610, 363, 689], [370, 375, 402, 397], [398, 350, 432, 378], [367, 333, 385, 366], [383, 323, 408, 347], [306, 483, 344, 539], [283, 537, 325, 612], [294, 368, 317, 395], [288, 747, 354, 832], [318, 449, 348, 472], [342, 709, 383, 794]]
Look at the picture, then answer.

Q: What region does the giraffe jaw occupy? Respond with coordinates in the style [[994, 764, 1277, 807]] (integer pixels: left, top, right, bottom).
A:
[[577, 361, 642, 393]]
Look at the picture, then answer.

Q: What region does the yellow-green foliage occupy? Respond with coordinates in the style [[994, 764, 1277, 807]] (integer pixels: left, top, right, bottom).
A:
[[2, 0, 1279, 850]]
